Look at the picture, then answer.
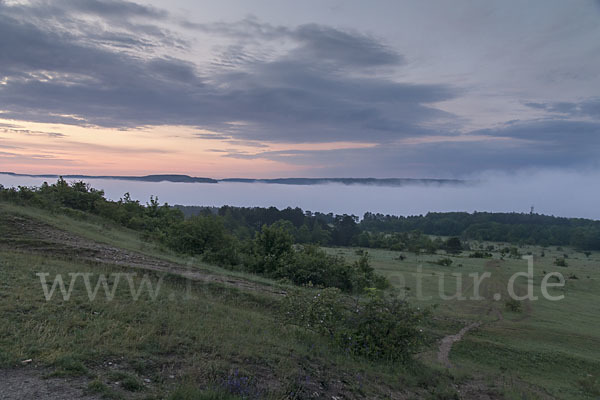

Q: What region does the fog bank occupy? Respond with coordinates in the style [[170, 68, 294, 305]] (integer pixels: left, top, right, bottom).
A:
[[1, 169, 598, 220]]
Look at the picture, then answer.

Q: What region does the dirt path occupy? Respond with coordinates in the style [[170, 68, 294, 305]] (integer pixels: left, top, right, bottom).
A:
[[437, 321, 481, 368], [436, 258, 534, 368], [0, 368, 99, 400], [0, 213, 286, 296]]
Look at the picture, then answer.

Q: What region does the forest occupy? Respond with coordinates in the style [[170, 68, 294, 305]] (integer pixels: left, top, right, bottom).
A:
[[2, 179, 599, 259]]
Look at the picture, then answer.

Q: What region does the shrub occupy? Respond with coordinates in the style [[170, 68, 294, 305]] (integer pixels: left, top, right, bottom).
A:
[[501, 247, 521, 259], [277, 245, 354, 291], [505, 298, 523, 313], [249, 224, 295, 275], [282, 289, 429, 362], [281, 287, 347, 336], [168, 216, 226, 254], [434, 258, 453, 266], [554, 258, 568, 267], [444, 237, 463, 254], [166, 216, 239, 266], [338, 292, 430, 362], [468, 251, 492, 258], [248, 234, 388, 293]]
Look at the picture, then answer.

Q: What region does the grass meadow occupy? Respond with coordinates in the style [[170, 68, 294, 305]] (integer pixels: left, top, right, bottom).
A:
[[1, 202, 599, 399]]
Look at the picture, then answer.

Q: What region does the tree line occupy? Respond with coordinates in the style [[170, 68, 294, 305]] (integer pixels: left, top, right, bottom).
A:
[[2, 179, 599, 259], [0, 180, 386, 292]]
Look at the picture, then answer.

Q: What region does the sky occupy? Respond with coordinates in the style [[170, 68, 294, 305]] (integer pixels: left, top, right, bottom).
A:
[[1, 0, 599, 178]]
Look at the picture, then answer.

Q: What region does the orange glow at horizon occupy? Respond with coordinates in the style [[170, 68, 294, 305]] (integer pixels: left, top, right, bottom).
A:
[[0, 118, 378, 178]]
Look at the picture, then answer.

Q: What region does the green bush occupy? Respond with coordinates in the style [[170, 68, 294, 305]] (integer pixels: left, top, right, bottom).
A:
[[248, 224, 295, 275], [468, 251, 492, 258], [166, 216, 239, 266], [444, 237, 463, 254], [434, 258, 453, 266], [282, 289, 429, 362], [277, 245, 353, 291], [247, 228, 388, 293], [282, 287, 346, 336], [554, 258, 568, 267], [505, 298, 523, 313], [339, 292, 430, 362]]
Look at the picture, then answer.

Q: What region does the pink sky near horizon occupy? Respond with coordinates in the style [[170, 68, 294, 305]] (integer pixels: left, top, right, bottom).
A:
[[1, 117, 507, 178], [0, 118, 384, 178]]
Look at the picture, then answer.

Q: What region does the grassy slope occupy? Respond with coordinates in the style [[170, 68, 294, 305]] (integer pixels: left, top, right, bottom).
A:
[[327, 245, 600, 399], [0, 203, 461, 400], [3, 201, 599, 399], [0, 202, 279, 287]]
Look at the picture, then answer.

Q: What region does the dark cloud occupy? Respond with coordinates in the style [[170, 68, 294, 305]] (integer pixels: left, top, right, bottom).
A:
[[225, 140, 269, 148], [0, 142, 23, 150], [290, 23, 404, 67], [194, 134, 269, 148], [58, 0, 168, 19], [1, 0, 597, 176], [4, 0, 167, 21], [0, 123, 21, 129], [0, 151, 62, 160], [194, 133, 232, 140], [0, 127, 66, 138], [0, 0, 185, 52], [475, 120, 600, 150], [190, 17, 402, 68], [0, 5, 205, 127], [0, 2, 457, 143], [227, 118, 600, 176], [525, 98, 600, 119]]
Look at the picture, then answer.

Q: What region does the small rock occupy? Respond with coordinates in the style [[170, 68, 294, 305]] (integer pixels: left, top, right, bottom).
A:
[[168, 375, 175, 379], [21, 359, 32, 364], [144, 378, 151, 383]]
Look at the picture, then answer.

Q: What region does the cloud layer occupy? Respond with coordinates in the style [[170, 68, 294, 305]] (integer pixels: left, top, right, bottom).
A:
[[0, 0, 599, 176], [0, 1, 455, 143]]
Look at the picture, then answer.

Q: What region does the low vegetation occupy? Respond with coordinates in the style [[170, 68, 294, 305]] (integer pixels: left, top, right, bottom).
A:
[[1, 179, 599, 399], [282, 288, 430, 362], [0, 180, 387, 293]]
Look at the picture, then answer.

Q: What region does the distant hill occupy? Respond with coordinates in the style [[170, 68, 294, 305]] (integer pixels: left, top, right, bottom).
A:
[[0, 172, 466, 187], [220, 177, 466, 186], [0, 172, 217, 183]]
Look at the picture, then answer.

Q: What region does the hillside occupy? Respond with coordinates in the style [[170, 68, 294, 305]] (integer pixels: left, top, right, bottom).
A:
[[0, 203, 465, 399], [0, 172, 464, 187], [1, 181, 599, 399]]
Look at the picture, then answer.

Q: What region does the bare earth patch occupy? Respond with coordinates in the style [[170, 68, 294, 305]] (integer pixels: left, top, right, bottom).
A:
[[0, 213, 286, 296], [437, 321, 481, 368], [0, 368, 99, 400]]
